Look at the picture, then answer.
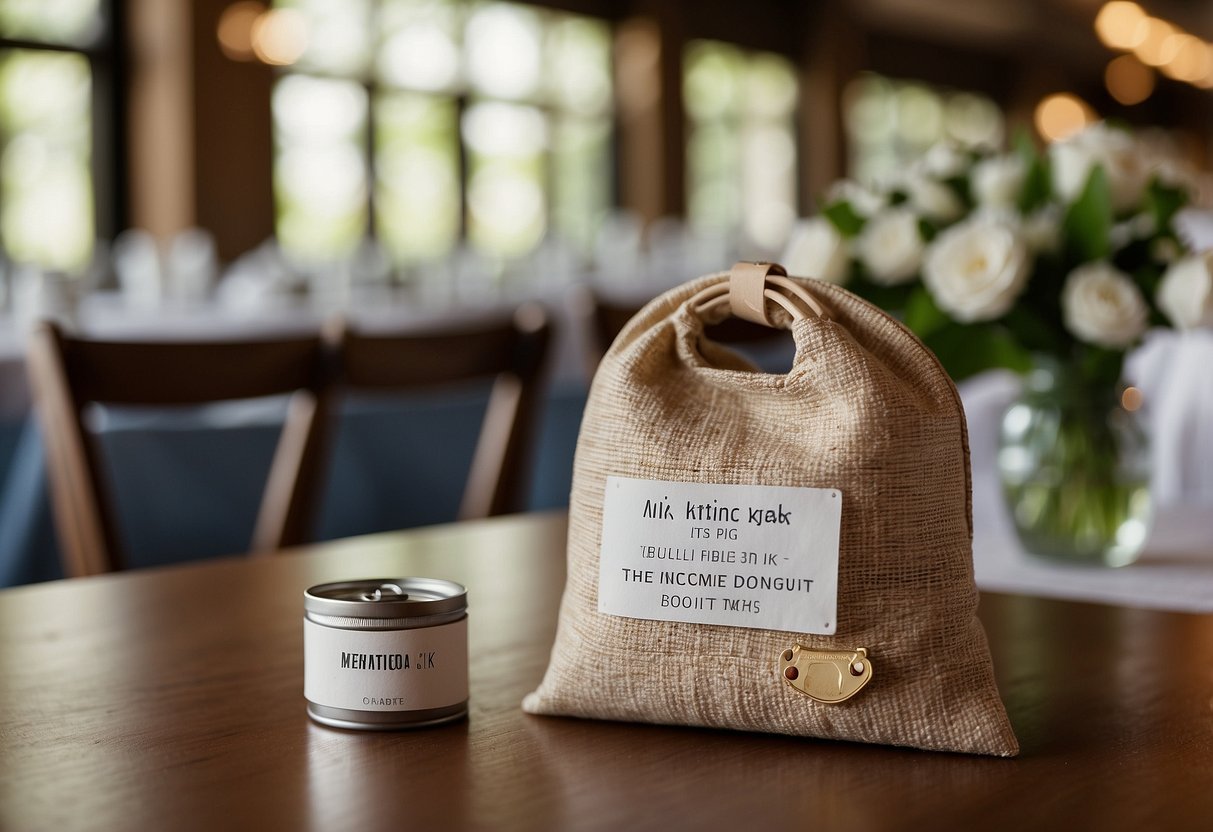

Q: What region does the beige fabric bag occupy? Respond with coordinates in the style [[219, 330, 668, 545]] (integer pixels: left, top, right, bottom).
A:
[[524, 265, 1018, 756]]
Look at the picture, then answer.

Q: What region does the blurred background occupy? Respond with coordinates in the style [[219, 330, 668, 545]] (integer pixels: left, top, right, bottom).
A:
[[2, 0, 1212, 586], [1, 0, 1210, 286]]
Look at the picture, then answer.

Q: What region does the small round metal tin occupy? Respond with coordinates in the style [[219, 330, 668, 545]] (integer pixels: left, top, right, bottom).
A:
[[304, 578, 468, 730]]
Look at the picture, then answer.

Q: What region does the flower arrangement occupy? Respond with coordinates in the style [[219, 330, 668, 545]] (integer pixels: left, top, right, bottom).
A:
[[782, 122, 1212, 564], [782, 122, 1207, 386]]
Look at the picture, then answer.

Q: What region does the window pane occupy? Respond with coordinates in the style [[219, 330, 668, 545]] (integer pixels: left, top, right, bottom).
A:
[[945, 92, 1003, 148], [741, 123, 796, 250], [684, 41, 744, 122], [0, 49, 92, 271], [378, 0, 462, 92], [0, 0, 101, 46], [551, 115, 610, 252], [845, 72, 1004, 183], [273, 75, 368, 260], [375, 91, 460, 262], [271, 1, 616, 268], [465, 2, 542, 101], [687, 122, 739, 232], [463, 100, 546, 256], [685, 40, 797, 251], [276, 0, 371, 76], [547, 16, 612, 115], [745, 54, 797, 119]]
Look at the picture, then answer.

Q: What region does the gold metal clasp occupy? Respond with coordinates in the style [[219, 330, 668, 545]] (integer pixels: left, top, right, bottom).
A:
[[778, 645, 872, 703]]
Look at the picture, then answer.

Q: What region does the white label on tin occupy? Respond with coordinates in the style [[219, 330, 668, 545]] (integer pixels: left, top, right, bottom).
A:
[[598, 476, 842, 634], [304, 618, 468, 712]]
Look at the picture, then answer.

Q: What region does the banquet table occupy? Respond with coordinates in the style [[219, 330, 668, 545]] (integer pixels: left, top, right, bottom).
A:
[[1, 512, 1211, 832]]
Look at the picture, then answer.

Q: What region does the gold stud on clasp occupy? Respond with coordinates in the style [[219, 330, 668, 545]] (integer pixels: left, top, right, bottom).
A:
[[778, 645, 873, 703]]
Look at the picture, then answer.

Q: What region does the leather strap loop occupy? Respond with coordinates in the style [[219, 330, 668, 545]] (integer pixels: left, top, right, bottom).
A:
[[689, 263, 829, 328], [729, 262, 786, 326]]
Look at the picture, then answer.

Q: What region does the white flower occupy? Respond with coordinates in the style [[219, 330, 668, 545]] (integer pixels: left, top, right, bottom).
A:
[[1157, 252, 1213, 329], [1050, 123, 1151, 214], [781, 217, 850, 284], [919, 143, 969, 179], [825, 180, 887, 217], [923, 216, 1030, 322], [1021, 206, 1061, 254], [1061, 262, 1148, 348], [857, 207, 924, 286], [972, 155, 1026, 210], [905, 173, 964, 223]]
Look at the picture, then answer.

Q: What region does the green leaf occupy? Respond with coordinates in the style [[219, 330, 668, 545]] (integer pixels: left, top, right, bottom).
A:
[[847, 276, 913, 311], [1077, 345, 1125, 390], [944, 174, 972, 209], [923, 323, 1032, 383], [1143, 177, 1188, 233], [1062, 166, 1113, 263], [1003, 305, 1063, 354], [822, 200, 865, 237], [904, 286, 948, 339], [1012, 125, 1039, 163], [1017, 154, 1052, 214]]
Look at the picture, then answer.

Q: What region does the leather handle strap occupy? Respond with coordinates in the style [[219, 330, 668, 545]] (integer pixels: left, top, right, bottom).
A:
[[730, 262, 785, 326], [692, 262, 829, 327]]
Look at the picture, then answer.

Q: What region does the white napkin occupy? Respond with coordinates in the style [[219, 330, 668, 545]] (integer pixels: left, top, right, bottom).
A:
[[166, 228, 218, 305], [112, 228, 164, 310], [217, 239, 297, 313], [1127, 328, 1213, 506]]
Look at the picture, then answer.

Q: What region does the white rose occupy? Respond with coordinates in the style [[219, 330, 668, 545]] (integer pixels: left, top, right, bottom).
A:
[[1157, 252, 1213, 329], [923, 216, 1030, 322], [905, 173, 964, 223], [781, 217, 850, 284], [1021, 206, 1061, 254], [919, 143, 968, 179], [972, 155, 1026, 210], [825, 180, 887, 217], [1050, 123, 1150, 214], [857, 207, 923, 286], [1061, 262, 1148, 348]]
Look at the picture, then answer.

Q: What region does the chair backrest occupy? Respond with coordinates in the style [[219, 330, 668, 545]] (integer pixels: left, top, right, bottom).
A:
[[328, 304, 551, 520], [26, 321, 331, 577]]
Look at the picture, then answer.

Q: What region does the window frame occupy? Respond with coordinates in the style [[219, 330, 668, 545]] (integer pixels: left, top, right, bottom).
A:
[[0, 0, 127, 258]]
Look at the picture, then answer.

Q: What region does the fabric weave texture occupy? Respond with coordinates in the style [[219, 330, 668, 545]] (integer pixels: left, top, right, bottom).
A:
[[523, 273, 1019, 756]]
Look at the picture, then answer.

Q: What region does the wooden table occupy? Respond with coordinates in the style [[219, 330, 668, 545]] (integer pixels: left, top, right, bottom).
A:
[[1, 512, 1211, 831]]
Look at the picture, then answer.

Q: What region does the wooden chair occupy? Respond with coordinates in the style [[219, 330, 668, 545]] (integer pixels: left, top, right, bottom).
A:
[[326, 304, 551, 520], [26, 322, 331, 577]]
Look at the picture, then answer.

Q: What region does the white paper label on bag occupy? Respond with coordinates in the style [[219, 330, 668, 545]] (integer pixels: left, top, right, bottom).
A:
[[598, 477, 842, 634]]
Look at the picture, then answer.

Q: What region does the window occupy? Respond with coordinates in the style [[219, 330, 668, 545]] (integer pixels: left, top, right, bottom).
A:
[[0, 0, 107, 272], [683, 40, 799, 253], [272, 0, 614, 267], [844, 73, 1004, 184]]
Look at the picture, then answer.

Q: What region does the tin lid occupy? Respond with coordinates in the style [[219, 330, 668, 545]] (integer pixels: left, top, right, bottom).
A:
[[304, 578, 467, 619]]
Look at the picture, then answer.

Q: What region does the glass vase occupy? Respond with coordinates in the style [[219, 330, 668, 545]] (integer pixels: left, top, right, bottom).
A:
[[997, 360, 1152, 567]]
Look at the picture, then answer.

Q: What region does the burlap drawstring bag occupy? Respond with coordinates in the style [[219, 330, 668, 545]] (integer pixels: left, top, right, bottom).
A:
[[523, 263, 1018, 756]]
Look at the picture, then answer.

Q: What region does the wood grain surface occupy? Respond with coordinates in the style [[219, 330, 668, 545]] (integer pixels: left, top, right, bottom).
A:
[[1, 512, 1211, 831]]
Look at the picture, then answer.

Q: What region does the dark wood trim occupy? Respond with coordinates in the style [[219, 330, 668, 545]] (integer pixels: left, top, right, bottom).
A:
[[190, 0, 275, 262], [100, 0, 128, 238]]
